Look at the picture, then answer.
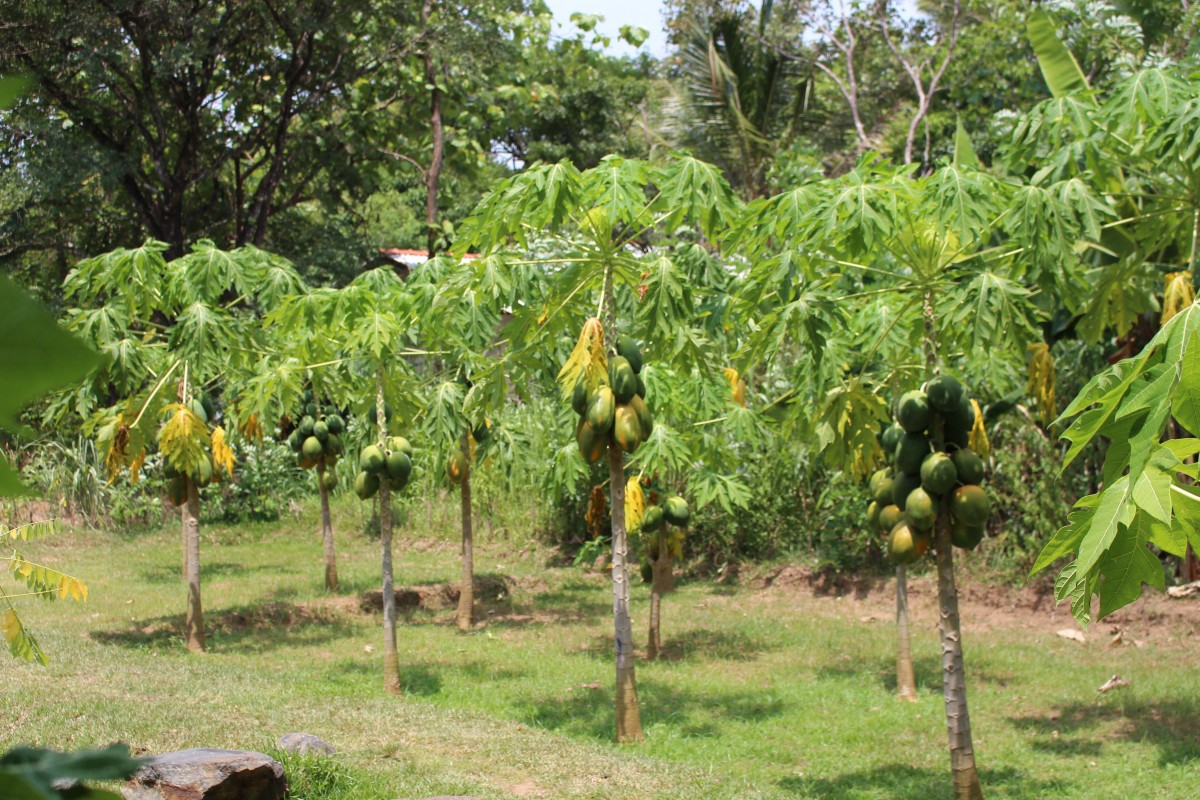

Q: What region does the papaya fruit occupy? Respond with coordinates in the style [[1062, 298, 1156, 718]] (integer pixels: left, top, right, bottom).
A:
[[571, 379, 589, 416], [387, 436, 414, 459], [302, 436, 324, 459], [298, 453, 317, 470], [867, 501, 881, 530], [609, 357, 638, 404], [613, 405, 642, 453], [326, 414, 345, 435], [167, 475, 188, 506], [879, 504, 904, 532], [629, 394, 653, 439], [305, 402, 318, 417], [320, 469, 338, 491], [187, 399, 209, 425], [326, 433, 344, 456], [299, 415, 315, 437], [642, 505, 665, 532], [873, 475, 895, 506], [576, 419, 605, 464], [360, 445, 385, 474], [892, 471, 922, 510], [663, 496, 689, 526], [868, 468, 889, 496], [951, 521, 985, 550], [617, 339, 643, 374], [288, 430, 303, 453], [880, 423, 903, 455], [897, 390, 932, 433], [951, 448, 985, 485], [447, 451, 468, 484], [386, 451, 412, 485], [951, 485, 990, 525], [636, 373, 647, 400], [199, 394, 216, 422], [313, 420, 330, 443], [473, 422, 490, 444], [926, 374, 963, 412], [367, 402, 393, 427], [895, 432, 931, 475], [887, 522, 928, 565], [354, 471, 379, 500], [903, 487, 936, 530], [943, 395, 975, 449], [920, 452, 957, 495], [587, 387, 616, 434]]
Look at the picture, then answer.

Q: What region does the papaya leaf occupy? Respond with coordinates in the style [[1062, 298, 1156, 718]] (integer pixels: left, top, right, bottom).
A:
[[557, 318, 607, 400], [1160, 271, 1194, 326], [1097, 513, 1164, 619], [625, 478, 645, 533], [157, 404, 209, 478], [1, 608, 47, 665], [1032, 493, 1100, 574], [1026, 343, 1057, 427], [210, 427, 235, 478]]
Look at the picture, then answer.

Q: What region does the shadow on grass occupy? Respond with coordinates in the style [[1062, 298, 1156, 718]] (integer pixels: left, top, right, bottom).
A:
[[139, 560, 295, 584], [1008, 698, 1200, 766], [521, 679, 786, 741], [575, 627, 776, 664], [779, 764, 1065, 799], [815, 654, 942, 695], [485, 577, 611, 628], [89, 600, 354, 652]]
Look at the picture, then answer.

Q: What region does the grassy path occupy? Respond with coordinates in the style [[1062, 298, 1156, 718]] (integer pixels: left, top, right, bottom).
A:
[[3, 508, 1198, 799]]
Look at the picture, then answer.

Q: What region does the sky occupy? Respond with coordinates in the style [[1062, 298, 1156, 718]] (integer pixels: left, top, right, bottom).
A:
[[540, 0, 922, 59]]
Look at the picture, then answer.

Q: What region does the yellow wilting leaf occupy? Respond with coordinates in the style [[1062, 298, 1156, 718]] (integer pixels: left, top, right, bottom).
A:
[[585, 485, 607, 542], [2, 609, 22, 644], [239, 412, 263, 442], [1162, 271, 1195, 325], [968, 398, 990, 458], [625, 477, 645, 532], [724, 368, 746, 406], [558, 317, 608, 400], [158, 404, 210, 477], [128, 447, 146, 485], [1026, 343, 1057, 427], [211, 426, 235, 478]]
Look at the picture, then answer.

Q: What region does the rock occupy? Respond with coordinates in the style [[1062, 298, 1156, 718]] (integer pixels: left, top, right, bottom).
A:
[[121, 749, 286, 800], [276, 733, 335, 756]]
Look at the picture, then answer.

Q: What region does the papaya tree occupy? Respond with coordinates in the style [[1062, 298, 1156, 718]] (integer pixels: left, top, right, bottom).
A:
[[62, 240, 303, 652], [729, 141, 1090, 796], [0, 272, 99, 663], [452, 153, 743, 742], [261, 267, 423, 692]]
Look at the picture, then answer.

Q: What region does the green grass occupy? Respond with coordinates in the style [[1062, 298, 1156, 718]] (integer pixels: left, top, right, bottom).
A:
[[3, 497, 1199, 799]]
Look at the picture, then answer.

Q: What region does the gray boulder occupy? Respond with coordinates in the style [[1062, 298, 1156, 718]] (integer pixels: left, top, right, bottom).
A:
[[276, 732, 335, 756], [121, 748, 286, 800]]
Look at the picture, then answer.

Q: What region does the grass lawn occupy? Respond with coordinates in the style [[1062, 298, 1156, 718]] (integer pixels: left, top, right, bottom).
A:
[[4, 497, 1199, 799]]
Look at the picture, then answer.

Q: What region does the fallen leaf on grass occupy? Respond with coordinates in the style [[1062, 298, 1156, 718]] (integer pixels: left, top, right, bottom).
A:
[[1056, 629, 1086, 643], [1097, 675, 1130, 693]]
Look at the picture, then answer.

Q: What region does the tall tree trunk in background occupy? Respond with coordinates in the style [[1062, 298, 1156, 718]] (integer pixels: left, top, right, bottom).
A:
[[647, 549, 674, 661], [423, 0, 444, 257], [456, 433, 474, 631], [317, 463, 338, 592], [184, 477, 204, 653], [895, 565, 917, 700], [376, 372, 402, 695], [924, 291, 983, 799], [602, 263, 643, 743]]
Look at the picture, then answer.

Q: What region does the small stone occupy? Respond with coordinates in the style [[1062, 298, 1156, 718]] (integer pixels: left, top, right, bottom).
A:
[[277, 733, 335, 756], [122, 749, 285, 800]]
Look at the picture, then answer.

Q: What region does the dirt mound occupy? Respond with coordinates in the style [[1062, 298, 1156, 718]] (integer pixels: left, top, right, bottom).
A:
[[359, 574, 518, 613]]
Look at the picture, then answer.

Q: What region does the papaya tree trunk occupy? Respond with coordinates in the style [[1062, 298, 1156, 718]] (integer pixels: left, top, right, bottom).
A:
[[647, 551, 673, 661], [924, 290, 983, 798], [376, 371, 402, 695], [181, 501, 189, 582], [183, 477, 204, 653], [895, 564, 917, 700], [457, 433, 474, 632], [423, 0, 444, 257], [317, 463, 338, 592], [608, 444, 643, 742]]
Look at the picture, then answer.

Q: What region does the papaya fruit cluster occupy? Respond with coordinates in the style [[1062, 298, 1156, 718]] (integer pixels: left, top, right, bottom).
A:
[[286, 389, 346, 489], [867, 375, 990, 564], [164, 394, 218, 505], [573, 339, 654, 462], [446, 422, 489, 485], [355, 435, 413, 499], [637, 491, 690, 583]]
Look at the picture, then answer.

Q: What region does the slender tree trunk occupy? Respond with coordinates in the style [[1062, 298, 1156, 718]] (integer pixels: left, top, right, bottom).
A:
[[895, 564, 917, 700], [647, 551, 673, 661], [924, 291, 983, 798], [423, 0, 444, 257], [181, 501, 189, 582], [608, 444, 643, 741], [318, 463, 338, 592], [376, 372, 402, 695], [184, 478, 204, 653], [457, 434, 474, 632], [601, 260, 643, 742]]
